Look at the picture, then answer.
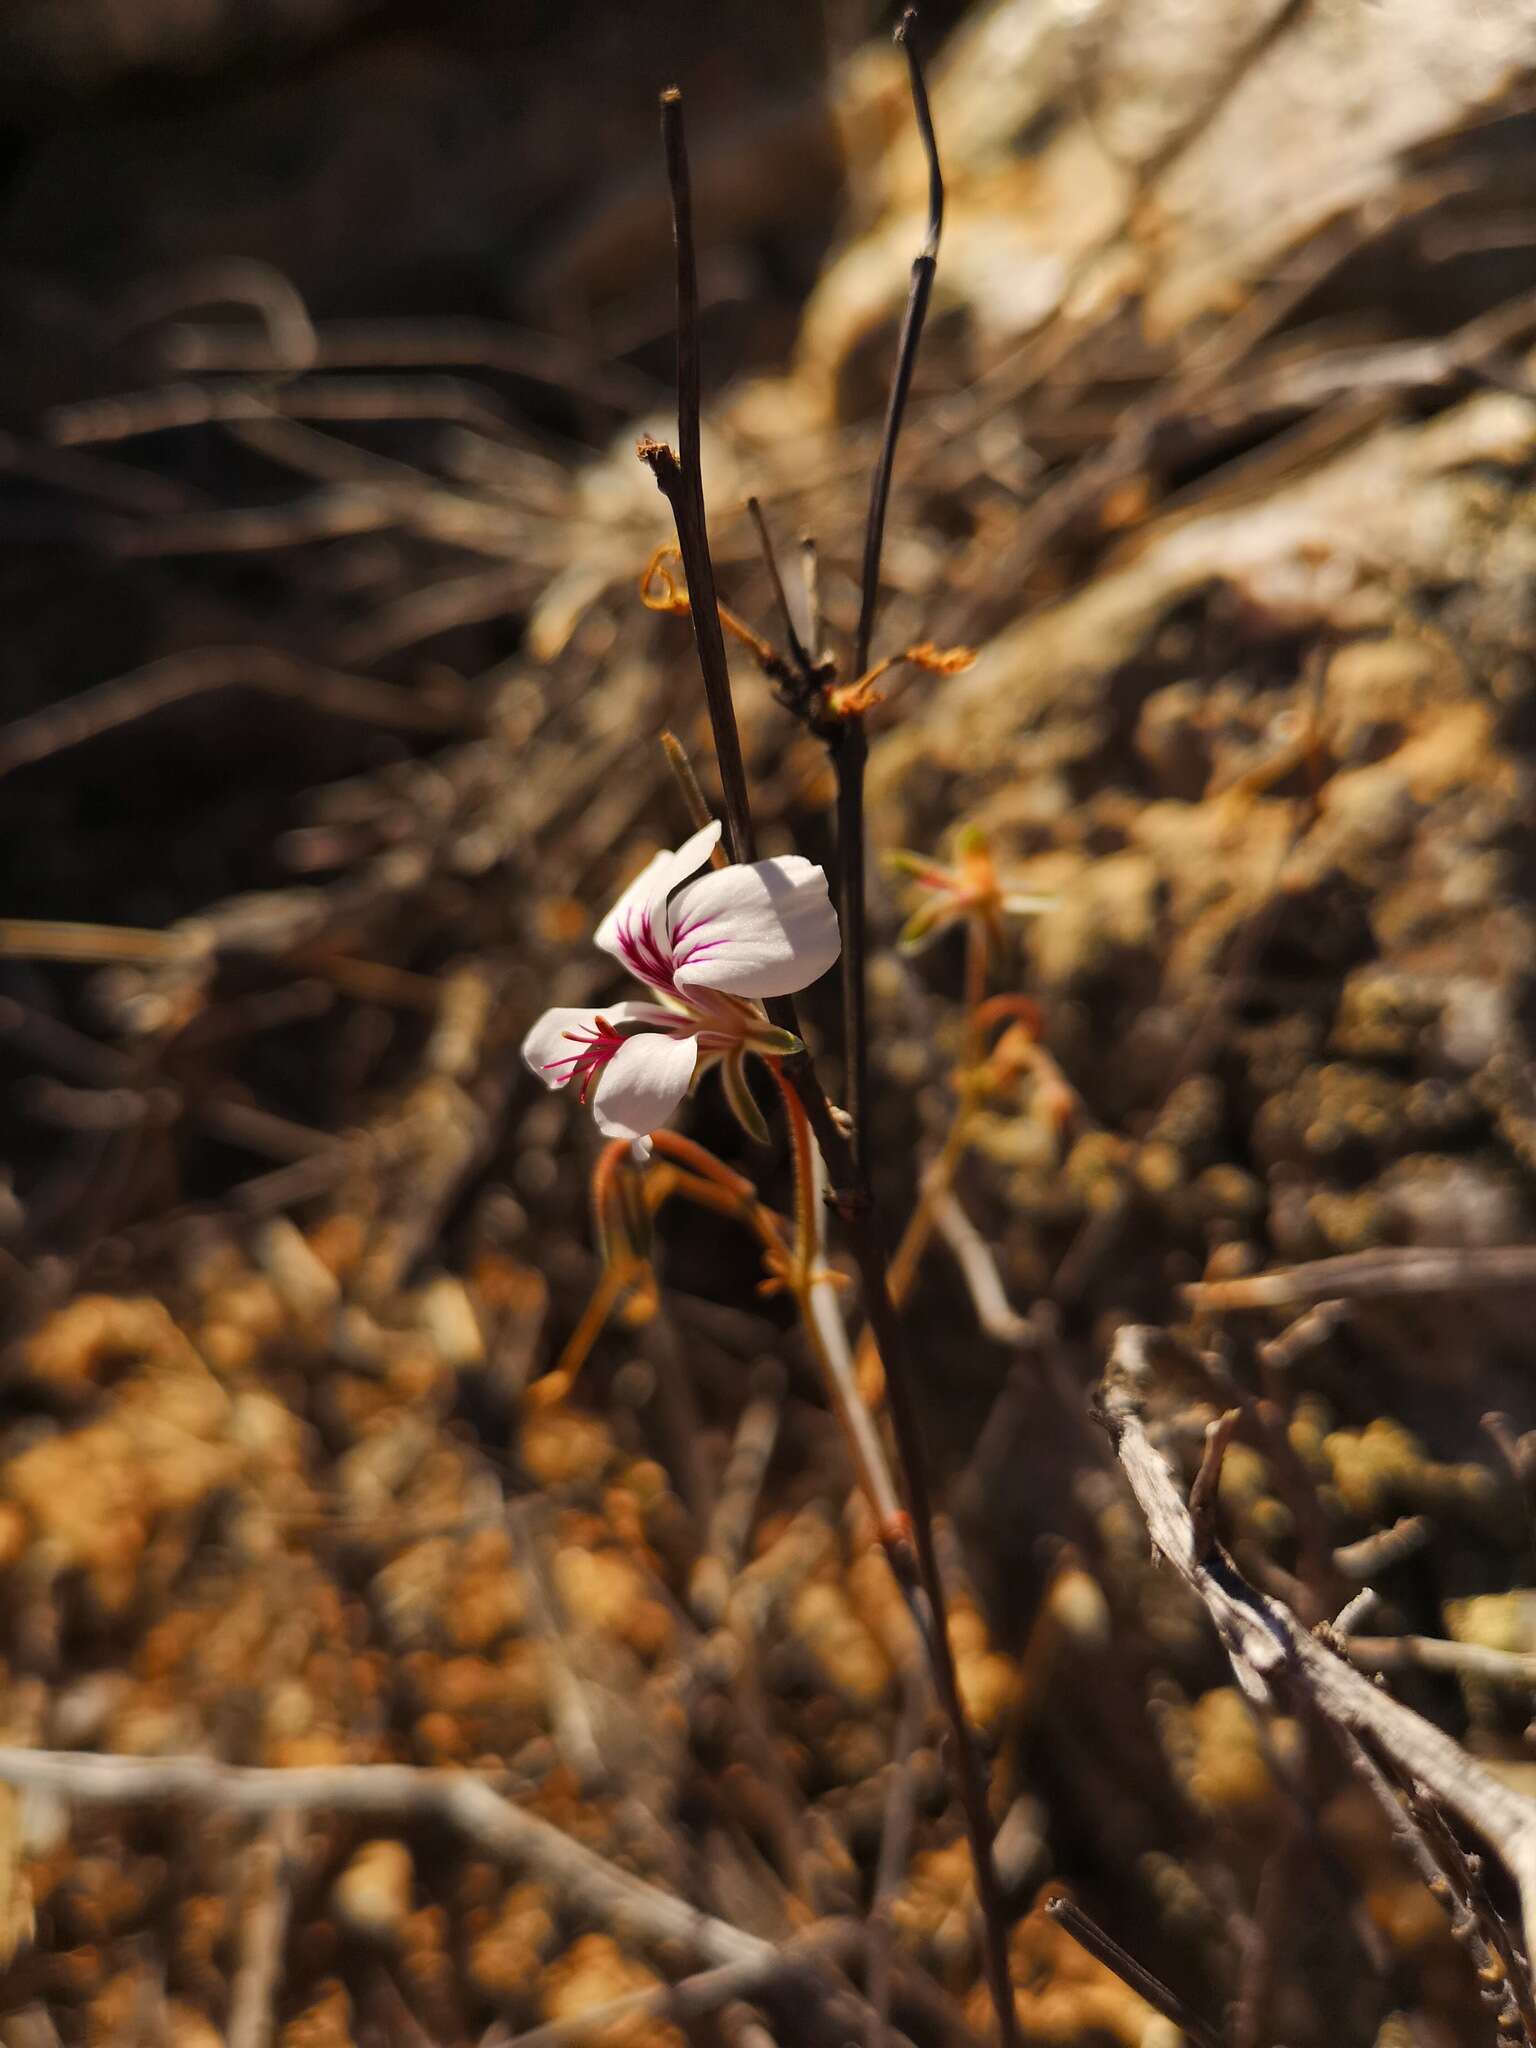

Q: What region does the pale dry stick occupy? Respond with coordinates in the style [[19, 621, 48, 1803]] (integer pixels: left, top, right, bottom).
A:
[[1258, 1299, 1349, 1377], [1187, 1245, 1536, 1312], [505, 1500, 609, 1790], [797, 1128, 905, 1537], [800, 534, 823, 657], [1409, 1786, 1536, 2046], [1101, 1327, 1536, 1946], [1333, 1515, 1433, 1583], [0, 1749, 779, 1972], [690, 1360, 786, 1628], [112, 485, 417, 554], [0, 919, 197, 965], [49, 374, 516, 446], [114, 256, 318, 371], [0, 426, 196, 515], [720, 2003, 780, 2048], [160, 313, 658, 414], [929, 1188, 1033, 1347], [1331, 1587, 1381, 1638], [487, 1920, 867, 2048], [1187, 1407, 1241, 1562], [226, 1810, 303, 2048], [1343, 1635, 1536, 1690], [640, 1310, 716, 1536], [1483, 1410, 1536, 1578], [1339, 1729, 1536, 2046], [1230, 1818, 1301, 2048], [0, 647, 471, 779], [332, 563, 527, 665], [866, 1673, 926, 2048]]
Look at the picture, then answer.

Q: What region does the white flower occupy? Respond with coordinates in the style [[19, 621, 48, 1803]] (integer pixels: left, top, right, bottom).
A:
[[522, 820, 840, 1155]]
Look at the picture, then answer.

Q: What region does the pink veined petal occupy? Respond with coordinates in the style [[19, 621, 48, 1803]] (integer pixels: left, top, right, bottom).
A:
[[593, 820, 723, 968], [667, 855, 841, 998], [591, 1028, 698, 1143], [521, 1005, 609, 1089], [520, 1001, 674, 1089]]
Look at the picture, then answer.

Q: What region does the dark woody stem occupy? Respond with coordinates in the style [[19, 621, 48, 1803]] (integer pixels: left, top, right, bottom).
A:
[[836, 6, 944, 1173], [640, 75, 1017, 2048]]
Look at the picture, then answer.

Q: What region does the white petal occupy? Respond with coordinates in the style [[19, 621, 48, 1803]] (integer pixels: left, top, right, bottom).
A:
[[593, 821, 723, 965], [519, 1002, 672, 1089], [667, 856, 841, 998], [521, 1006, 608, 1089], [591, 1029, 698, 1142]]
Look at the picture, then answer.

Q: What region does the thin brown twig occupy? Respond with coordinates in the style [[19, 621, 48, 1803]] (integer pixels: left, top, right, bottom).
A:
[[746, 496, 813, 677], [837, 5, 944, 1167], [642, 90, 754, 868], [1043, 1896, 1224, 2048]]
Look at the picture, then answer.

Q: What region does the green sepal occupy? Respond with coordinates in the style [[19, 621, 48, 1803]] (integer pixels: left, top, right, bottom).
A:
[[747, 1025, 803, 1057], [720, 1049, 771, 1145]]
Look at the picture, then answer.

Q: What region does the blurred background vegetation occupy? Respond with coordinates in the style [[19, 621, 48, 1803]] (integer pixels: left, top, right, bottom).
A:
[[6, 3, 1536, 2045]]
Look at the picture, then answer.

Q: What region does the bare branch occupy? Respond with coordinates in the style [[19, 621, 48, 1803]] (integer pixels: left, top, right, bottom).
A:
[[1099, 1327, 1536, 1944]]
